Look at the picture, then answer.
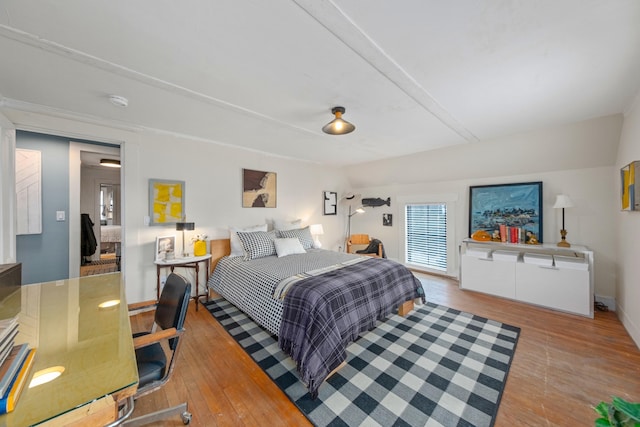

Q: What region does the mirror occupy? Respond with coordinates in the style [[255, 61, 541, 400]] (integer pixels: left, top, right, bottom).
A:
[[99, 183, 121, 268], [100, 184, 120, 226]]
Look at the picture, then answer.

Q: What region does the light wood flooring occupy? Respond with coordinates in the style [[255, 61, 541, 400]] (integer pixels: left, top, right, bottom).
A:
[[129, 273, 640, 426]]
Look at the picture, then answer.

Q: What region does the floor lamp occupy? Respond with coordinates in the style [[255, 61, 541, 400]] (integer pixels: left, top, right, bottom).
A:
[[553, 194, 574, 247], [346, 205, 365, 250]]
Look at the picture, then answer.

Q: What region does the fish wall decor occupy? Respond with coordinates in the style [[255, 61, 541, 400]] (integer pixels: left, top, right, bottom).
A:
[[362, 197, 391, 207]]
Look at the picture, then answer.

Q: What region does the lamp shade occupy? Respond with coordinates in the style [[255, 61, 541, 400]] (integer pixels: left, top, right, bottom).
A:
[[322, 107, 355, 135], [553, 195, 574, 209], [309, 224, 324, 236], [175, 222, 195, 231]]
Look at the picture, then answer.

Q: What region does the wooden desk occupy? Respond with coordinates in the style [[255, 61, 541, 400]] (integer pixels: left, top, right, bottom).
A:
[[155, 254, 212, 310], [0, 273, 138, 426]]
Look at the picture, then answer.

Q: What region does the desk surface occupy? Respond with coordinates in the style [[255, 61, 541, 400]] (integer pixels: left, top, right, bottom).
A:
[[154, 254, 212, 266], [0, 273, 138, 426]]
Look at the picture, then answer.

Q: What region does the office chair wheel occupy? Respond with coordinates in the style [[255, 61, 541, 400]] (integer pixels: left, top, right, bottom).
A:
[[181, 411, 192, 424]]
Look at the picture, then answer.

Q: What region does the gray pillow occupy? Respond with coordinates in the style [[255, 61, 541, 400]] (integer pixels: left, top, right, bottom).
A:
[[278, 226, 314, 250], [236, 230, 278, 260]]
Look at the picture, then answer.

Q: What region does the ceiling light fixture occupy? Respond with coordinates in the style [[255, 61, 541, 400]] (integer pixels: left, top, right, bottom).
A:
[[108, 94, 129, 107], [100, 158, 121, 168], [322, 106, 355, 135]]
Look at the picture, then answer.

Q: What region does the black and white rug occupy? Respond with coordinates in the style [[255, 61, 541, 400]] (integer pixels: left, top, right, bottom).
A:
[[205, 298, 520, 427]]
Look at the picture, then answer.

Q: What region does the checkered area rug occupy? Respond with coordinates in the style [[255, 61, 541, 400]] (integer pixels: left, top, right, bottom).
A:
[[205, 298, 520, 427]]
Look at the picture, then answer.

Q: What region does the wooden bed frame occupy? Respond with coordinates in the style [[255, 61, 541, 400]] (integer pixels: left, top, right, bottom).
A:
[[208, 238, 415, 315]]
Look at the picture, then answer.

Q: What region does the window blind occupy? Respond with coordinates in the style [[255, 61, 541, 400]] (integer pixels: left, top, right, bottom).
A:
[[405, 203, 447, 271]]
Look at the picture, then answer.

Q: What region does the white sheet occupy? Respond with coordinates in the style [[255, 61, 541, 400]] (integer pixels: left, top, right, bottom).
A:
[[101, 225, 121, 242]]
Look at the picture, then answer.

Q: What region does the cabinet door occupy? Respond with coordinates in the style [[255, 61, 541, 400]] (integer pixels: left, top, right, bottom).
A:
[[516, 263, 590, 316], [461, 255, 516, 299]]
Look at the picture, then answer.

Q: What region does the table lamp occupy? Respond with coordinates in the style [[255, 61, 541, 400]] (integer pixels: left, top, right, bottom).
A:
[[309, 224, 325, 249], [176, 221, 195, 257], [553, 194, 574, 247]]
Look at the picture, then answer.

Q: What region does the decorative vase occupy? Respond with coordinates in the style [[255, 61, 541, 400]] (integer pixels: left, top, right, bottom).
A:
[[193, 240, 207, 257]]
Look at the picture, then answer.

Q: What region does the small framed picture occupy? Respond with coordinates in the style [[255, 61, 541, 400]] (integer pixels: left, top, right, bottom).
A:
[[323, 191, 337, 215], [383, 213, 393, 226], [155, 235, 176, 262]]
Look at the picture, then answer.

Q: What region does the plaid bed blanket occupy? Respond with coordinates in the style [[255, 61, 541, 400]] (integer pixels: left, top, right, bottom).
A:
[[279, 257, 425, 398]]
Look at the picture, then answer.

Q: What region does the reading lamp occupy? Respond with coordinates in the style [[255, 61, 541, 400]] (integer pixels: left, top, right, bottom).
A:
[[553, 194, 574, 247], [322, 106, 355, 135], [346, 205, 365, 244], [175, 222, 195, 257], [309, 224, 325, 249]]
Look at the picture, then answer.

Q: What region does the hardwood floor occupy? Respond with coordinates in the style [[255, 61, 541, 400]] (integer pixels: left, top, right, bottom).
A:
[[129, 273, 640, 426]]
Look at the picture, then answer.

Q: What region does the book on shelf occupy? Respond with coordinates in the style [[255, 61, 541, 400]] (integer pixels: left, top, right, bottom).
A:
[[0, 343, 29, 398], [0, 347, 35, 414]]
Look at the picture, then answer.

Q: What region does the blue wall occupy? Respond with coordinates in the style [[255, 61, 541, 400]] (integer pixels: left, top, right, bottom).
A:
[[16, 131, 70, 284]]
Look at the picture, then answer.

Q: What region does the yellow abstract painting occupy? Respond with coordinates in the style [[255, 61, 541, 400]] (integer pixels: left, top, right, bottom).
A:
[[149, 179, 185, 224], [621, 161, 639, 211]]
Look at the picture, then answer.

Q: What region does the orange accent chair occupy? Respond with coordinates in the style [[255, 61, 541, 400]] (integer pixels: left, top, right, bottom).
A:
[[346, 234, 383, 258]]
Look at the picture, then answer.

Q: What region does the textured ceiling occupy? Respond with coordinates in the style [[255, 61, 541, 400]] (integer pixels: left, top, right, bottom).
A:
[[1, 0, 639, 166]]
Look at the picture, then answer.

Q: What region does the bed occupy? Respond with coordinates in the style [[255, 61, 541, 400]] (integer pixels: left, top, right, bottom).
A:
[[207, 235, 425, 398]]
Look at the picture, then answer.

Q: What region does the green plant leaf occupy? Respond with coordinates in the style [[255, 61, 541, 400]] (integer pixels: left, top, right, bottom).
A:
[[595, 417, 612, 427], [595, 402, 612, 418], [612, 397, 640, 422]]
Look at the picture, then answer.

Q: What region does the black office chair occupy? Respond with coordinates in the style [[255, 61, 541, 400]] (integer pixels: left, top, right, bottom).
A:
[[118, 272, 192, 426]]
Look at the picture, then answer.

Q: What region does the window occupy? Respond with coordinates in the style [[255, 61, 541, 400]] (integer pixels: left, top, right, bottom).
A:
[[405, 203, 447, 271]]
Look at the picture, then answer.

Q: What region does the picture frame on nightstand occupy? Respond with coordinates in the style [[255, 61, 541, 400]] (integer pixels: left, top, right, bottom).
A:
[[155, 235, 176, 262]]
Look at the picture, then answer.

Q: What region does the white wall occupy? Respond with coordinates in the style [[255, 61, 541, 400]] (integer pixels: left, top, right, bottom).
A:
[[1, 108, 633, 344], [2, 109, 348, 303], [344, 116, 622, 300], [0, 115, 16, 265], [615, 98, 640, 347]]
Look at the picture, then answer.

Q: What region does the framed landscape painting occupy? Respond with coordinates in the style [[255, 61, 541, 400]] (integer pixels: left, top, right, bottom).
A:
[[469, 181, 543, 243]]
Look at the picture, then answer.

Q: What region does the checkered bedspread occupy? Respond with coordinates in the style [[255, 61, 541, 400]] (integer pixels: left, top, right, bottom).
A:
[[279, 257, 425, 398]]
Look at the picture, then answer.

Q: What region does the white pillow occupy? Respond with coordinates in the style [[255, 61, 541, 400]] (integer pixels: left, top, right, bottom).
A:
[[274, 238, 306, 258], [229, 223, 268, 256], [274, 218, 302, 231], [278, 226, 314, 249]]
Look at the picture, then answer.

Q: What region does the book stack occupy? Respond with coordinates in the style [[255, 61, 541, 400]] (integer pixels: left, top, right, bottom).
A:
[[0, 317, 36, 414], [498, 225, 526, 244], [0, 318, 19, 366]]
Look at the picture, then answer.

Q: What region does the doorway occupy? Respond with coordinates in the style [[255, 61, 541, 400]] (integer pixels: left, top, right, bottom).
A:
[[78, 149, 122, 276]]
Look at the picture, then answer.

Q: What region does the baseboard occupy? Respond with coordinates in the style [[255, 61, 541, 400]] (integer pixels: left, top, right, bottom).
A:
[[617, 304, 640, 350], [594, 294, 616, 312]]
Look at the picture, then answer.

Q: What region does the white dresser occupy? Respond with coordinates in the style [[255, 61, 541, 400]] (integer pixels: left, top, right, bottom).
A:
[[460, 239, 594, 318]]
